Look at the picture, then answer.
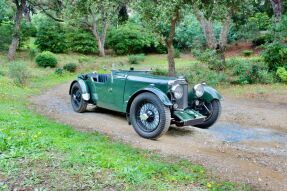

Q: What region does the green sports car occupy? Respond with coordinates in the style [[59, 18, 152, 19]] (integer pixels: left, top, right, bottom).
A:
[[69, 69, 223, 139]]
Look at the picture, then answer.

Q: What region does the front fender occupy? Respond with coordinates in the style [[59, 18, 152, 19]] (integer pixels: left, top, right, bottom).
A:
[[69, 78, 90, 101], [189, 85, 223, 103], [126, 86, 172, 114]]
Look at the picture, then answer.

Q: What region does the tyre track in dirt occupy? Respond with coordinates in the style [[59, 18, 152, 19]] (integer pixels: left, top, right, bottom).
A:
[[29, 83, 287, 191]]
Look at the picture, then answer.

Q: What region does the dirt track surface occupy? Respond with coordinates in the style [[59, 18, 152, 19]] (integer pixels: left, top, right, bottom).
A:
[[30, 83, 287, 191]]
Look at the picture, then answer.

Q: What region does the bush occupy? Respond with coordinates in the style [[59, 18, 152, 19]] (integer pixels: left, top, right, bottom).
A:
[[261, 42, 287, 71], [191, 49, 225, 71], [28, 47, 38, 60], [8, 62, 29, 86], [67, 29, 98, 54], [152, 68, 168, 76], [107, 23, 156, 55], [252, 34, 273, 47], [227, 58, 274, 84], [35, 51, 57, 68], [128, 54, 145, 65], [0, 20, 13, 50], [63, 63, 77, 73], [276, 67, 287, 82], [181, 62, 227, 86], [242, 50, 253, 57], [78, 56, 90, 64], [55, 67, 64, 75], [174, 48, 181, 58], [35, 17, 67, 53]]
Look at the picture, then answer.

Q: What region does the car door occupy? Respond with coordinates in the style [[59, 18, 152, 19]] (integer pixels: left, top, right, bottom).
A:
[[109, 71, 127, 112]]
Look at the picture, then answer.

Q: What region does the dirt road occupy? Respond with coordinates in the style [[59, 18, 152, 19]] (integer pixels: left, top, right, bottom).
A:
[[30, 83, 287, 191]]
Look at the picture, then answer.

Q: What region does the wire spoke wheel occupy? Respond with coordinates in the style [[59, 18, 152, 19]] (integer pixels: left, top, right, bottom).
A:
[[136, 102, 160, 132]]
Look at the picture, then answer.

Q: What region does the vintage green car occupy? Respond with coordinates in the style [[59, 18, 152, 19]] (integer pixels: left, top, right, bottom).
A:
[[69, 69, 223, 139]]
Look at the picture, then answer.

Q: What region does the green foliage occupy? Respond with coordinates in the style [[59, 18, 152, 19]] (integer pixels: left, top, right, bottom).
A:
[[107, 23, 156, 55], [152, 68, 168, 76], [63, 63, 77, 73], [35, 51, 58, 68], [28, 47, 38, 60], [181, 62, 227, 86], [8, 62, 29, 86], [0, 20, 13, 50], [242, 50, 253, 57], [227, 58, 274, 84], [174, 48, 181, 58], [67, 29, 98, 54], [128, 54, 145, 65], [78, 56, 90, 64], [276, 67, 287, 82], [55, 67, 64, 75], [35, 17, 67, 53], [261, 42, 287, 71], [248, 12, 271, 31], [191, 49, 225, 71], [252, 34, 273, 46]]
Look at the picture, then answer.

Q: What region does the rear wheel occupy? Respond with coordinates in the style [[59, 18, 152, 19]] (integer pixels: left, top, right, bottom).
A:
[[194, 99, 221, 129], [71, 82, 88, 113], [130, 92, 171, 139]]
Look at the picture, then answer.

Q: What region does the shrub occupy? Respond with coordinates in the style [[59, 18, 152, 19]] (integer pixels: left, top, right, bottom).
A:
[[107, 23, 156, 55], [0, 20, 13, 50], [152, 68, 168, 76], [28, 47, 38, 60], [181, 62, 227, 86], [174, 48, 181, 58], [128, 54, 145, 65], [8, 62, 29, 86], [242, 50, 253, 57], [78, 56, 90, 64], [67, 29, 98, 54], [35, 17, 67, 53], [35, 51, 57, 68], [191, 49, 225, 71], [55, 67, 64, 75], [261, 42, 287, 71], [252, 34, 273, 47], [276, 67, 287, 82], [63, 63, 77, 73], [227, 58, 274, 84]]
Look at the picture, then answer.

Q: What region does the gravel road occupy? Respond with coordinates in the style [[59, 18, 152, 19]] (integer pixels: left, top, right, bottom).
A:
[[30, 83, 287, 191]]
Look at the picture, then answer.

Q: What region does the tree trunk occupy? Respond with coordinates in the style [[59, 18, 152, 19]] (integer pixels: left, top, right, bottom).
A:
[[194, 9, 217, 49], [218, 14, 231, 64], [270, 0, 282, 23], [166, 9, 180, 77], [7, 0, 25, 61], [97, 39, 105, 57]]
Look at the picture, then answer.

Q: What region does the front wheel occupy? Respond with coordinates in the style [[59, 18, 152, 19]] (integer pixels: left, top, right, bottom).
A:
[[71, 82, 88, 113], [130, 92, 171, 140], [194, 99, 221, 129]]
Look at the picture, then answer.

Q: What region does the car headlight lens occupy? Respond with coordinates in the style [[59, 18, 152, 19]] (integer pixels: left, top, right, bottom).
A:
[[171, 84, 183, 99], [194, 84, 204, 97]]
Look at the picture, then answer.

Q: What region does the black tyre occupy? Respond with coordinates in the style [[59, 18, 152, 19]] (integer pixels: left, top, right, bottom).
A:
[[130, 92, 171, 139], [194, 99, 221, 129], [71, 82, 88, 113]]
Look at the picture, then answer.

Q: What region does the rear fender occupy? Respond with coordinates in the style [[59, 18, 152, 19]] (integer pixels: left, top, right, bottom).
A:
[[69, 78, 90, 101]]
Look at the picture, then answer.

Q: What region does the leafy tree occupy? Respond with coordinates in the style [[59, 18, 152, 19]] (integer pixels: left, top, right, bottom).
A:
[[65, 0, 127, 57], [35, 17, 67, 53], [134, 0, 185, 76]]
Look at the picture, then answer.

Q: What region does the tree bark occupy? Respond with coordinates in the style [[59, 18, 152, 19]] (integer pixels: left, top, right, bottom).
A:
[[7, 0, 26, 61], [194, 9, 217, 49], [218, 13, 231, 64], [166, 9, 180, 77], [270, 0, 282, 23]]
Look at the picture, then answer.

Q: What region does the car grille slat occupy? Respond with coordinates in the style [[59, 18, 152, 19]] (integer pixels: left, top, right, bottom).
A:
[[176, 83, 188, 109]]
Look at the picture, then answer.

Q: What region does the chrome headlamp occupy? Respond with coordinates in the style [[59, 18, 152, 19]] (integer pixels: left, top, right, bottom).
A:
[[193, 84, 204, 97], [171, 84, 183, 99]]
